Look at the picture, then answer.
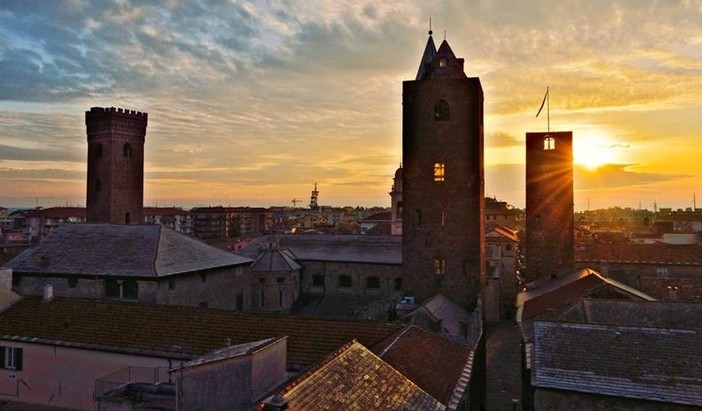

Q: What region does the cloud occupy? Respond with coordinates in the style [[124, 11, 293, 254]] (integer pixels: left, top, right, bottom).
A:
[[574, 164, 688, 190], [486, 131, 521, 148]]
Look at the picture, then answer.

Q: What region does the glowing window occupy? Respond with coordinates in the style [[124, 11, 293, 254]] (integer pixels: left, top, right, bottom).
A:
[[441, 211, 446, 226], [434, 163, 445, 182], [433, 257, 446, 275], [543, 137, 555, 150]]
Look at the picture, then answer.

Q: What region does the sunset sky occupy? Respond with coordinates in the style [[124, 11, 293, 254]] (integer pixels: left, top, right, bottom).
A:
[[1, 0, 700, 211]]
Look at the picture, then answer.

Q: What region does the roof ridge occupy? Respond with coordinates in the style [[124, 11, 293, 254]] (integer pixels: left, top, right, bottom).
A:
[[152, 224, 162, 276], [377, 325, 413, 358]]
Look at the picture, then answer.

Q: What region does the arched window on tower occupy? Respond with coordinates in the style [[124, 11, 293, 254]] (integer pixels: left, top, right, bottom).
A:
[[543, 136, 555, 150], [95, 143, 102, 159], [434, 99, 450, 121], [123, 143, 132, 158], [434, 163, 445, 182]]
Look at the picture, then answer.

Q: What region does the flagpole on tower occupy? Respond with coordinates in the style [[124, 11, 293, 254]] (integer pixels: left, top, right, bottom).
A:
[[536, 86, 550, 132]]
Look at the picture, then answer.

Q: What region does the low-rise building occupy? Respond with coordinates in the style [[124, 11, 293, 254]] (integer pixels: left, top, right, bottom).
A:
[[5, 223, 253, 311]]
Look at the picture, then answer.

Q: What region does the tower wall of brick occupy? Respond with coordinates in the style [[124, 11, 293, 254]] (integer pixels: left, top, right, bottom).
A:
[[85, 107, 147, 225]]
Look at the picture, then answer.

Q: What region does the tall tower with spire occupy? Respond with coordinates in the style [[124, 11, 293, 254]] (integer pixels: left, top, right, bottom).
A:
[[402, 30, 485, 307], [85, 107, 147, 225]]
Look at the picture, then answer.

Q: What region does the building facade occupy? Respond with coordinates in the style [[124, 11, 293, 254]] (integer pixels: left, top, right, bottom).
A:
[[525, 131, 574, 281], [402, 31, 485, 307]]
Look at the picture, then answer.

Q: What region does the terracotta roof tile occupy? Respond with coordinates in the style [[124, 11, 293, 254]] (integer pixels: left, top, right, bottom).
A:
[[274, 340, 445, 410], [0, 297, 402, 369], [374, 326, 473, 406]]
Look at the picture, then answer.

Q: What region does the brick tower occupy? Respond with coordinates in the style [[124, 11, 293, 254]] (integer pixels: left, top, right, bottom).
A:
[[525, 131, 574, 281], [85, 107, 148, 225], [402, 31, 485, 307]]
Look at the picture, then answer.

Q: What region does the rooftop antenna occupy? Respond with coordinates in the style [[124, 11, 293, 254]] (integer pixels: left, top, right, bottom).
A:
[[429, 15, 433, 35], [444, 30, 447, 41]]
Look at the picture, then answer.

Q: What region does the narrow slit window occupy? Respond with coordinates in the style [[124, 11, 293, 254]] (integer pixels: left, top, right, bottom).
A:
[[434, 163, 445, 182], [433, 257, 446, 276]]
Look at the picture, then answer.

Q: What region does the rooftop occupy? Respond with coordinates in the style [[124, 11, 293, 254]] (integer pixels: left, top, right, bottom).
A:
[[374, 325, 474, 407], [0, 297, 402, 369], [268, 340, 445, 410], [4, 223, 252, 277], [532, 320, 702, 406], [238, 234, 401, 265]]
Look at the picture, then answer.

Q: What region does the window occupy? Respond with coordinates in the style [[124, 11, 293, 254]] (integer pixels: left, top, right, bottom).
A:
[[67, 277, 78, 288], [168, 280, 175, 290], [1, 346, 23, 371], [123, 143, 132, 158], [277, 277, 284, 283], [12, 275, 21, 287], [124, 212, 130, 224], [434, 163, 445, 182], [543, 136, 555, 150], [199, 301, 208, 308], [657, 267, 669, 278], [433, 257, 446, 276], [105, 278, 138, 299], [200, 272, 207, 283], [434, 99, 450, 121], [279, 290, 284, 307], [441, 211, 446, 226], [366, 276, 380, 289], [416, 209, 422, 227], [394, 277, 403, 291], [338, 275, 352, 288], [236, 293, 244, 311], [95, 143, 103, 159], [260, 289, 265, 307], [95, 179, 101, 192], [505, 244, 513, 251], [438, 58, 447, 68], [312, 275, 325, 287]]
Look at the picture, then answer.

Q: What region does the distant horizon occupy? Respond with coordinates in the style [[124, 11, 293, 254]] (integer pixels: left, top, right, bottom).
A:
[[1, 2, 699, 213]]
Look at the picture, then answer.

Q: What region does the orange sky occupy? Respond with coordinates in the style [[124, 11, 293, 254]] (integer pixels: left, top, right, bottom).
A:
[[0, 1, 700, 211]]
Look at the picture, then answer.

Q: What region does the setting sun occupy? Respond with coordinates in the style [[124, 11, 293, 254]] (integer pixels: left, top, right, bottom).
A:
[[573, 132, 621, 170]]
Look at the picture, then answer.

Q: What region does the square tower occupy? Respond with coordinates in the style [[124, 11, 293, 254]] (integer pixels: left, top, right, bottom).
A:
[[525, 131, 574, 281], [85, 107, 148, 225], [402, 33, 485, 307]]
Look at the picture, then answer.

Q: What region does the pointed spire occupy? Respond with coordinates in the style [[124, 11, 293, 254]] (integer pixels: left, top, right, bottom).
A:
[[415, 28, 437, 80]]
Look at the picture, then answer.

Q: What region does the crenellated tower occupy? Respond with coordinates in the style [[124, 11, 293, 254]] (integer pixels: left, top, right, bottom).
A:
[[525, 131, 574, 281], [85, 107, 148, 225], [402, 31, 485, 307]]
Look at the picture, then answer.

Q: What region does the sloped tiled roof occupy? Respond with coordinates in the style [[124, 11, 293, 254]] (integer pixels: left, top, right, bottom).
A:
[[517, 268, 654, 323], [360, 211, 391, 222], [0, 297, 402, 369], [532, 321, 702, 406], [238, 235, 401, 265], [413, 294, 471, 339], [272, 340, 445, 410], [251, 248, 301, 272], [576, 243, 702, 265], [558, 299, 702, 330], [4, 224, 251, 277], [374, 326, 473, 407]]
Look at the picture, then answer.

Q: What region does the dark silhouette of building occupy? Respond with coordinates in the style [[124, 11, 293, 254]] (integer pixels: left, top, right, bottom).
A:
[[402, 31, 485, 307], [525, 131, 574, 281], [85, 107, 147, 224]]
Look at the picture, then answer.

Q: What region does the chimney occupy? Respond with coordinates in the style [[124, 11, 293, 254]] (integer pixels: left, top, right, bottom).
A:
[[43, 283, 54, 302]]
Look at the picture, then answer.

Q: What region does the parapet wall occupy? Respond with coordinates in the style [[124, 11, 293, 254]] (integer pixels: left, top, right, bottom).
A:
[[85, 106, 148, 140]]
